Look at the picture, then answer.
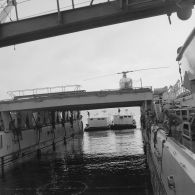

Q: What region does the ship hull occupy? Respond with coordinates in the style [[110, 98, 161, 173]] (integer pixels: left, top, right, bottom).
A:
[[85, 117, 111, 132], [84, 126, 110, 131], [110, 124, 136, 130], [142, 125, 195, 195], [0, 120, 83, 175], [111, 114, 136, 130]]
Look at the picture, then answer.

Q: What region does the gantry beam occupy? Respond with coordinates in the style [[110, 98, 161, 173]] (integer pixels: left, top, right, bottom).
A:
[[0, 88, 153, 111], [0, 0, 193, 47]]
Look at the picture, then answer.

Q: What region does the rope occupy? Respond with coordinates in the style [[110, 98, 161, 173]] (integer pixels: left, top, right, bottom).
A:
[[32, 114, 41, 144], [8, 112, 21, 154], [17, 0, 32, 4]]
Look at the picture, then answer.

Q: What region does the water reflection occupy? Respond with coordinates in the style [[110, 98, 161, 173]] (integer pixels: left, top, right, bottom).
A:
[[83, 129, 144, 156], [0, 129, 153, 195]]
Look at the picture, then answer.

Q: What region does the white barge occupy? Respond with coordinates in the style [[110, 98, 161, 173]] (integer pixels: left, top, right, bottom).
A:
[[84, 117, 111, 131], [111, 114, 136, 130]]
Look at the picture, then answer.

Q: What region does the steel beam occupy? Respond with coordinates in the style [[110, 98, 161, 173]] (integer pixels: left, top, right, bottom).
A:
[[0, 88, 153, 111], [0, 0, 190, 47]]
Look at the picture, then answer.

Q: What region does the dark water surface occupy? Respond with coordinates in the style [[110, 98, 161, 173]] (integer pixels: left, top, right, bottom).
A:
[[0, 129, 153, 195]]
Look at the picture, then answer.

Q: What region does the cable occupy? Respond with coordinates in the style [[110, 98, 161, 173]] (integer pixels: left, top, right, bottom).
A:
[[17, 0, 32, 4], [1, 7, 13, 21]]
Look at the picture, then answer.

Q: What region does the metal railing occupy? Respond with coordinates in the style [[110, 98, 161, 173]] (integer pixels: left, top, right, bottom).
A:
[[7, 84, 81, 98], [0, 0, 114, 23], [3, 85, 152, 102]]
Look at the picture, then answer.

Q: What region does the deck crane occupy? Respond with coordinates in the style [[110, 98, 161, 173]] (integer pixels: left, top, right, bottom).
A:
[[0, 0, 15, 23]]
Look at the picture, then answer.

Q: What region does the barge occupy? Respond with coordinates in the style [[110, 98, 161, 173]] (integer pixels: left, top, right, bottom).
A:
[[110, 114, 136, 130], [84, 117, 111, 131]]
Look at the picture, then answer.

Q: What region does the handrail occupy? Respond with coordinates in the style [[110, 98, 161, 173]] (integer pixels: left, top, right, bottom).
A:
[[7, 84, 81, 98], [0, 86, 153, 103]]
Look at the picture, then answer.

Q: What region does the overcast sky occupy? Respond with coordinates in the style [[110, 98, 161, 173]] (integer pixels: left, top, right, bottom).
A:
[[0, 1, 195, 99]]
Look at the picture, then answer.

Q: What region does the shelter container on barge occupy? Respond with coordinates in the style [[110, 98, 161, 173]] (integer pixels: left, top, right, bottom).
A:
[[84, 117, 111, 131], [111, 114, 136, 130]]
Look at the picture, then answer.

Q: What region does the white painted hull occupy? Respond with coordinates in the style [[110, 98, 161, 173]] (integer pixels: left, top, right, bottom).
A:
[[143, 126, 195, 195], [111, 115, 136, 129], [0, 120, 83, 174], [84, 117, 110, 131]]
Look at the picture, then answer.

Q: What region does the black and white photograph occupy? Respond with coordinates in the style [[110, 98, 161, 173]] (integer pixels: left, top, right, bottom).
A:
[[0, 0, 194, 194]]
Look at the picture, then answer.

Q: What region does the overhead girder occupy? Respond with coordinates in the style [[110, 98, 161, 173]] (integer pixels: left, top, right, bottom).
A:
[[0, 88, 153, 111], [0, 0, 194, 48], [0, 100, 152, 112], [55, 100, 153, 111]]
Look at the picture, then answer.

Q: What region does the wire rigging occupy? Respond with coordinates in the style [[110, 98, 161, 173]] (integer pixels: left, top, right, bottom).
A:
[[84, 66, 169, 81]]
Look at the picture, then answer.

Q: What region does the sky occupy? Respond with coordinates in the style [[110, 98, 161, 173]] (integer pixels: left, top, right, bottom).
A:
[[0, 1, 195, 100]]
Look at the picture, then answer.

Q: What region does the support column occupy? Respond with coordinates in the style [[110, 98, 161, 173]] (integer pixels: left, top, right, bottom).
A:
[[1, 157, 4, 177], [145, 100, 148, 111], [13, 0, 19, 20], [56, 0, 61, 23], [37, 148, 41, 159], [52, 142, 56, 151]]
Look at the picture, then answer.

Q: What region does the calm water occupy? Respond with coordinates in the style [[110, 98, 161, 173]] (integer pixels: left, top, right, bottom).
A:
[[0, 129, 153, 195]]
